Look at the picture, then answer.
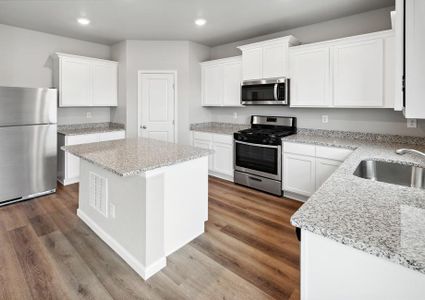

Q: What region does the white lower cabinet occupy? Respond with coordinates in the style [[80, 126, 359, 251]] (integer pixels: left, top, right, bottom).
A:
[[58, 130, 125, 185], [283, 153, 316, 197], [192, 131, 234, 181], [283, 142, 352, 201]]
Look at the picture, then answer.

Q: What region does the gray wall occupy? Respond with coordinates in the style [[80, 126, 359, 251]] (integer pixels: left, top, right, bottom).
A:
[[0, 24, 112, 125], [207, 7, 424, 137], [111, 40, 211, 144]]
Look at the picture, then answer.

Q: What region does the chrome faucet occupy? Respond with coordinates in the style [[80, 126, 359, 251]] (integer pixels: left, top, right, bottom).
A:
[[396, 148, 425, 159]]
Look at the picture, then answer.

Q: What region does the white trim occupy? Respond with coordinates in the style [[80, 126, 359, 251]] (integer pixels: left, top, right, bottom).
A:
[[165, 225, 205, 256], [58, 177, 79, 186], [284, 191, 309, 202], [77, 208, 167, 280], [137, 70, 178, 143], [208, 171, 234, 182]]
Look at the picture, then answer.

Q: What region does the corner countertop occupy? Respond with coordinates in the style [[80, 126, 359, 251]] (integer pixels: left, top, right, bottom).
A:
[[62, 137, 211, 177], [190, 122, 249, 135], [57, 122, 125, 136], [286, 129, 425, 275]]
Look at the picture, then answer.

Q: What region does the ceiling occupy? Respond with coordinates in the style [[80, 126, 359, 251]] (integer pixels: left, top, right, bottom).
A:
[[0, 0, 395, 47]]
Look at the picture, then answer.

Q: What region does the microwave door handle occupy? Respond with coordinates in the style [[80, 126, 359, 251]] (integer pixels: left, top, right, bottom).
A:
[[273, 83, 278, 100]]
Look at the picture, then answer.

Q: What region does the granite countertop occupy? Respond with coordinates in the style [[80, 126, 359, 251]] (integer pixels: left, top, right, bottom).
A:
[[58, 122, 125, 136], [286, 129, 425, 274], [62, 138, 211, 176], [190, 122, 249, 135]]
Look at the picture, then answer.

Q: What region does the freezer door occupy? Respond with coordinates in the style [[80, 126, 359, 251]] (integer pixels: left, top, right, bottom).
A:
[[0, 124, 57, 203], [0, 86, 57, 126]]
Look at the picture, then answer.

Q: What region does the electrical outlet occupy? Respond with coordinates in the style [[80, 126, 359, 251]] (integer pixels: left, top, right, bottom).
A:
[[233, 112, 238, 119], [322, 115, 329, 124], [86, 112, 92, 119], [407, 119, 417, 128]]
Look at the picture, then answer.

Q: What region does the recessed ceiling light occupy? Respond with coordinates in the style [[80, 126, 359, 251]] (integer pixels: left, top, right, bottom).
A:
[[77, 18, 91, 26], [195, 18, 207, 26]]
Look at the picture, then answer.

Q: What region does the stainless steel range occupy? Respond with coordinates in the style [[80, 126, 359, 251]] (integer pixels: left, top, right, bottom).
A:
[[234, 115, 296, 196]]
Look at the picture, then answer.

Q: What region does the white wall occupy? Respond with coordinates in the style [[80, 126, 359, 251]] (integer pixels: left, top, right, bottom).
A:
[[206, 6, 425, 137], [0, 24, 112, 125], [111, 40, 211, 144]]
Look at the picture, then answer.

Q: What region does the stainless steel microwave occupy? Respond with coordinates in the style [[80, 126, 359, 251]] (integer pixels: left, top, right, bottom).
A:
[[241, 77, 289, 105]]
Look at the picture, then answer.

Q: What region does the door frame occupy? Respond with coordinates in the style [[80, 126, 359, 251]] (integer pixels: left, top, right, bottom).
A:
[[137, 70, 178, 143]]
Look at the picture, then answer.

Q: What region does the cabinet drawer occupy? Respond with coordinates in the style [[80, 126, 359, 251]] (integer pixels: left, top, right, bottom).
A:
[[98, 130, 125, 141], [212, 133, 233, 144], [66, 133, 99, 146], [193, 131, 213, 141], [315, 146, 352, 161], [283, 142, 315, 156]]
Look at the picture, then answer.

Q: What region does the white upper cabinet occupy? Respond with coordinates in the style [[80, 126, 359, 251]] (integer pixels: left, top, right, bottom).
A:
[[332, 39, 384, 107], [201, 56, 242, 107], [54, 53, 118, 107], [238, 36, 299, 81], [395, 0, 425, 119], [92, 62, 118, 106], [289, 48, 331, 107], [288, 30, 395, 108]]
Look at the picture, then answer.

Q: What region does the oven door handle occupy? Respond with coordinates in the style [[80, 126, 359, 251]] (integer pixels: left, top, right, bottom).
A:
[[234, 140, 281, 149], [273, 83, 279, 101]]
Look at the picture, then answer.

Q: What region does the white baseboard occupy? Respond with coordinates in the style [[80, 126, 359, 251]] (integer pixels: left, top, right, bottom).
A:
[[77, 209, 166, 280], [284, 191, 309, 202], [58, 177, 79, 186], [208, 171, 233, 182]]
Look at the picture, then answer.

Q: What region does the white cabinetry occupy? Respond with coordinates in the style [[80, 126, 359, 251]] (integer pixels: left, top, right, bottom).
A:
[[54, 53, 118, 107], [192, 131, 234, 181], [238, 36, 299, 81], [395, 0, 425, 119], [201, 56, 242, 107], [289, 30, 394, 108], [289, 48, 331, 107], [283, 142, 352, 201], [58, 130, 125, 185]]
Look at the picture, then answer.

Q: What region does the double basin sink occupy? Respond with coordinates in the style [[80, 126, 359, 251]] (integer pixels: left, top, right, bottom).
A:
[[354, 160, 424, 190]]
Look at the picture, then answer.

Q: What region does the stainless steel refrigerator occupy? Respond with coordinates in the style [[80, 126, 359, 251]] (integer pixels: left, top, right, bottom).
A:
[[0, 86, 57, 205]]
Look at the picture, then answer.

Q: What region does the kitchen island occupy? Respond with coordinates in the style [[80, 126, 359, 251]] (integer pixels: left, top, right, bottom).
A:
[[63, 138, 210, 280]]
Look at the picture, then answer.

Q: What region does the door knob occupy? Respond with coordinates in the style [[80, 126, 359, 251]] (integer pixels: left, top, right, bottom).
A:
[[141, 125, 147, 129]]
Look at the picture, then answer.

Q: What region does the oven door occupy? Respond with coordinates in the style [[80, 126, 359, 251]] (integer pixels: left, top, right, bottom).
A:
[[234, 140, 282, 181]]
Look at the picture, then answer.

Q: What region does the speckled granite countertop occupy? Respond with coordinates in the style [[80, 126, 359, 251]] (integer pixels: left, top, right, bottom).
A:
[[58, 122, 125, 136], [190, 122, 249, 135], [62, 138, 211, 176], [286, 129, 425, 274]]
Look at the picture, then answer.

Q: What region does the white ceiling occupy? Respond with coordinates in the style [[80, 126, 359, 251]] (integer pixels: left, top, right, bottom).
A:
[[0, 0, 394, 46]]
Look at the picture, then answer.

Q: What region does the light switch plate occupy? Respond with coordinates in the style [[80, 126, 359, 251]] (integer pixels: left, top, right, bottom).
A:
[[322, 115, 329, 124], [407, 119, 417, 128], [86, 112, 92, 119]]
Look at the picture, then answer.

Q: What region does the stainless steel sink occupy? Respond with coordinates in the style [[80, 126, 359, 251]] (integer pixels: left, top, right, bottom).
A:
[[353, 160, 424, 189]]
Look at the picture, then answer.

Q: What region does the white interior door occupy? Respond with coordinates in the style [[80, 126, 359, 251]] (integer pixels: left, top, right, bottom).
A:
[[139, 73, 175, 142]]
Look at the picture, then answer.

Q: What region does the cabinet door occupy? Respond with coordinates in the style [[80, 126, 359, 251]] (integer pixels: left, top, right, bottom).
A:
[[283, 153, 316, 197], [65, 134, 99, 181], [315, 158, 341, 190], [290, 48, 331, 107], [212, 142, 233, 176], [60, 58, 91, 106], [193, 138, 213, 170], [242, 48, 262, 80], [262, 43, 287, 78], [223, 61, 242, 106], [404, 0, 425, 118], [332, 39, 384, 107], [202, 65, 223, 106], [92, 62, 118, 106]]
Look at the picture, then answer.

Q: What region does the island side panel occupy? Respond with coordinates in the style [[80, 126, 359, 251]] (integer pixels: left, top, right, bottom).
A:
[[77, 159, 166, 279], [301, 230, 425, 300], [161, 155, 209, 256]]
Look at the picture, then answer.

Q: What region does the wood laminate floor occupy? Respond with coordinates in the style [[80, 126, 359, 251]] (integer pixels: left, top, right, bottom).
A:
[[0, 176, 302, 300]]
